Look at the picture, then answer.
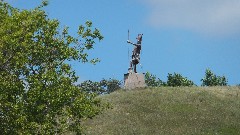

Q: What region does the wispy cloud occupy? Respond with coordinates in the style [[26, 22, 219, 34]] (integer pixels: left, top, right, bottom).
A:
[[143, 0, 240, 37]]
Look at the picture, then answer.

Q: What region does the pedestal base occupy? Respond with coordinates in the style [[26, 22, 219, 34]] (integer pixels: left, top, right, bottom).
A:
[[124, 72, 146, 89]]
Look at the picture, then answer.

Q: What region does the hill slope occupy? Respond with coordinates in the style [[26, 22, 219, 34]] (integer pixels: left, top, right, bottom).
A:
[[83, 87, 240, 135]]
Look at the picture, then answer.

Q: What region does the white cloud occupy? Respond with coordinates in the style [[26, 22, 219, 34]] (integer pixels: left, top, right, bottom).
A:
[[143, 0, 240, 37]]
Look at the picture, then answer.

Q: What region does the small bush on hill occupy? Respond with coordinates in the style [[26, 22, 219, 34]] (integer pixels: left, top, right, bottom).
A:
[[201, 69, 228, 86], [145, 72, 166, 87], [78, 80, 105, 94], [100, 78, 122, 94], [167, 73, 195, 87], [79, 78, 122, 94]]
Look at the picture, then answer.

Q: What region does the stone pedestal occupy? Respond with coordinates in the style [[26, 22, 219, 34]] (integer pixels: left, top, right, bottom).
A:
[[124, 72, 146, 89]]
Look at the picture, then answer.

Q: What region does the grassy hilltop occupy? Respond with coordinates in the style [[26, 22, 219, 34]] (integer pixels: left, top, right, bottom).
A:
[[83, 87, 240, 135]]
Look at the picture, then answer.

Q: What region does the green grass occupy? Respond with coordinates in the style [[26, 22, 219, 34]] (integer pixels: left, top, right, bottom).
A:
[[83, 87, 240, 135]]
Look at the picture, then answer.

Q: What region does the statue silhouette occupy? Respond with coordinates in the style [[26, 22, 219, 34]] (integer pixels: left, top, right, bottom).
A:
[[127, 34, 143, 73]]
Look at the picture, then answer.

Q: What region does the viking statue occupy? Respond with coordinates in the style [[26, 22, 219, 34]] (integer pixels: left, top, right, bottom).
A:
[[127, 34, 143, 73]]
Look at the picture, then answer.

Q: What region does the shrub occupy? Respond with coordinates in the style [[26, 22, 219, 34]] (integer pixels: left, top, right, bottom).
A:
[[167, 73, 195, 87], [201, 69, 228, 86], [100, 78, 122, 94], [145, 72, 166, 87], [79, 78, 122, 94], [78, 80, 105, 94]]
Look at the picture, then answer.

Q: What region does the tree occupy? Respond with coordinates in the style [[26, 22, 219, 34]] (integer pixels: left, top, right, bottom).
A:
[[167, 73, 195, 87], [0, 1, 104, 134], [100, 78, 122, 94], [201, 69, 228, 86], [145, 72, 166, 87], [79, 78, 122, 95], [78, 80, 105, 95]]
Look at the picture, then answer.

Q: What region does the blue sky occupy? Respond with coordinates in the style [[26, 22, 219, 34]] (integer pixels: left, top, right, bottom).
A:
[[7, 0, 240, 85]]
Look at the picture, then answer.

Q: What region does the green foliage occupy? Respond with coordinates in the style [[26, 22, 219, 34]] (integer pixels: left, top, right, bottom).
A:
[[79, 80, 105, 95], [145, 72, 194, 87], [145, 72, 166, 87], [79, 78, 122, 94], [100, 78, 122, 94], [167, 73, 195, 87], [201, 69, 228, 86], [0, 1, 104, 134]]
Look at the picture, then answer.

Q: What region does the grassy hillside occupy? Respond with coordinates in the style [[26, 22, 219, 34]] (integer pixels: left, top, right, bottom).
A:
[[83, 87, 240, 135]]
